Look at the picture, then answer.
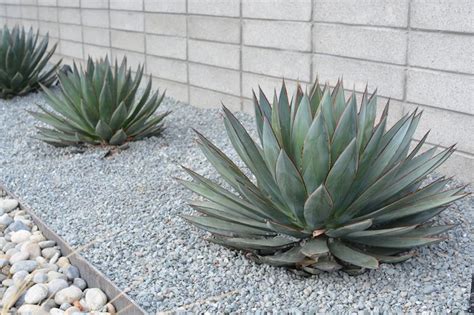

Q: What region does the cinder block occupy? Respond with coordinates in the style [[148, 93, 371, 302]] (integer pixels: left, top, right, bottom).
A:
[[411, 0, 474, 33], [188, 0, 239, 17], [6, 5, 21, 18], [6, 18, 22, 28], [151, 77, 189, 102], [38, 0, 56, 6], [39, 21, 58, 37], [189, 63, 241, 96], [112, 49, 146, 70], [313, 54, 405, 99], [188, 16, 240, 44], [111, 30, 145, 53], [60, 40, 83, 59], [241, 72, 306, 99], [147, 55, 187, 83], [313, 24, 407, 65], [21, 6, 37, 19], [83, 44, 111, 60], [81, 9, 109, 28], [81, 0, 108, 9], [243, 46, 311, 81], [406, 69, 474, 115], [145, 13, 186, 37], [190, 86, 241, 112], [38, 6, 57, 22], [20, 0, 37, 5], [59, 24, 82, 42], [146, 34, 186, 60], [0, 5, 5, 16], [404, 103, 473, 154], [110, 0, 143, 11], [242, 0, 312, 21], [144, 0, 186, 13], [83, 26, 109, 46], [110, 10, 144, 32], [58, 8, 80, 25], [58, 0, 79, 7], [188, 40, 240, 70], [243, 20, 311, 52], [314, 0, 409, 27], [408, 32, 474, 74]]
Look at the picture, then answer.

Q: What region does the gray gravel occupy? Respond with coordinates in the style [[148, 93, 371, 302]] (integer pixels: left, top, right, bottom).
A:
[[0, 90, 472, 313]]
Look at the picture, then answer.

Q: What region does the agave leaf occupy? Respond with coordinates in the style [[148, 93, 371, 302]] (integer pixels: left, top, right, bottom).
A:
[[303, 184, 333, 230], [256, 247, 306, 267], [277, 81, 292, 151], [312, 256, 342, 272], [328, 239, 379, 269], [95, 120, 113, 140], [326, 138, 357, 213], [210, 236, 296, 251], [325, 219, 372, 238], [301, 238, 329, 258], [182, 215, 276, 238], [109, 129, 128, 145], [302, 112, 330, 193], [262, 118, 281, 176], [266, 220, 311, 238], [291, 95, 312, 168], [402, 225, 455, 237], [276, 150, 307, 224], [331, 92, 357, 163], [344, 225, 418, 238], [350, 236, 444, 248], [109, 102, 128, 131]]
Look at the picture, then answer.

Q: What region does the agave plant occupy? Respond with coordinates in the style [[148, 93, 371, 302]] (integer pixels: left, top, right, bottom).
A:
[[0, 25, 60, 99], [180, 80, 466, 275], [30, 56, 169, 147]]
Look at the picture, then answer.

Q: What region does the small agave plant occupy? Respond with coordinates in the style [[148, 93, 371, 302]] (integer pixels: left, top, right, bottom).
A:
[[180, 79, 467, 275], [0, 25, 60, 99], [30, 56, 169, 147]]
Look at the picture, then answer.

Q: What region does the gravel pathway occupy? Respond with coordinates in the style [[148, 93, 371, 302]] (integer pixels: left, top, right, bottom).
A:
[[0, 90, 472, 313]]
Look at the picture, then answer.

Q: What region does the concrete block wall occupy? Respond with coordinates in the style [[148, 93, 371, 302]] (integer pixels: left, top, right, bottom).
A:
[[0, 0, 473, 183]]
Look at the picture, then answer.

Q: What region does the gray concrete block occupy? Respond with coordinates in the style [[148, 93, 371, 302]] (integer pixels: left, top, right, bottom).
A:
[[408, 31, 474, 74], [110, 10, 144, 32], [83, 26, 109, 47], [313, 23, 407, 65], [243, 20, 311, 51], [189, 63, 241, 96], [81, 9, 109, 28], [411, 0, 474, 33], [243, 46, 311, 81], [111, 30, 145, 53], [314, 0, 409, 27], [147, 55, 187, 83], [188, 16, 240, 44], [145, 13, 186, 37], [190, 86, 241, 112], [146, 34, 187, 60], [144, 0, 186, 13], [406, 69, 474, 114], [188, 0, 240, 17], [242, 0, 312, 21], [188, 39, 240, 70]]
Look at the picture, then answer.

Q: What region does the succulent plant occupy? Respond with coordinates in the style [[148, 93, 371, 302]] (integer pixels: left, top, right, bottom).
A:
[[30, 56, 170, 147], [0, 25, 60, 99], [181, 80, 466, 275]]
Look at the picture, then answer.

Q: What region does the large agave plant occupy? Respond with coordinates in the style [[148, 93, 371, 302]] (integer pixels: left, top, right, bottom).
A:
[[0, 25, 60, 99], [181, 80, 466, 275], [30, 56, 169, 146]]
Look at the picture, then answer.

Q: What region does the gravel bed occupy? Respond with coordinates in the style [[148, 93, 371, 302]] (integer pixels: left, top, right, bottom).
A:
[[0, 193, 112, 314], [0, 90, 472, 313]]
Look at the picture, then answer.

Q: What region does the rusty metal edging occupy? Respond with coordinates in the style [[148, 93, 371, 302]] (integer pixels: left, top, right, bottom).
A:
[[0, 183, 146, 315]]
